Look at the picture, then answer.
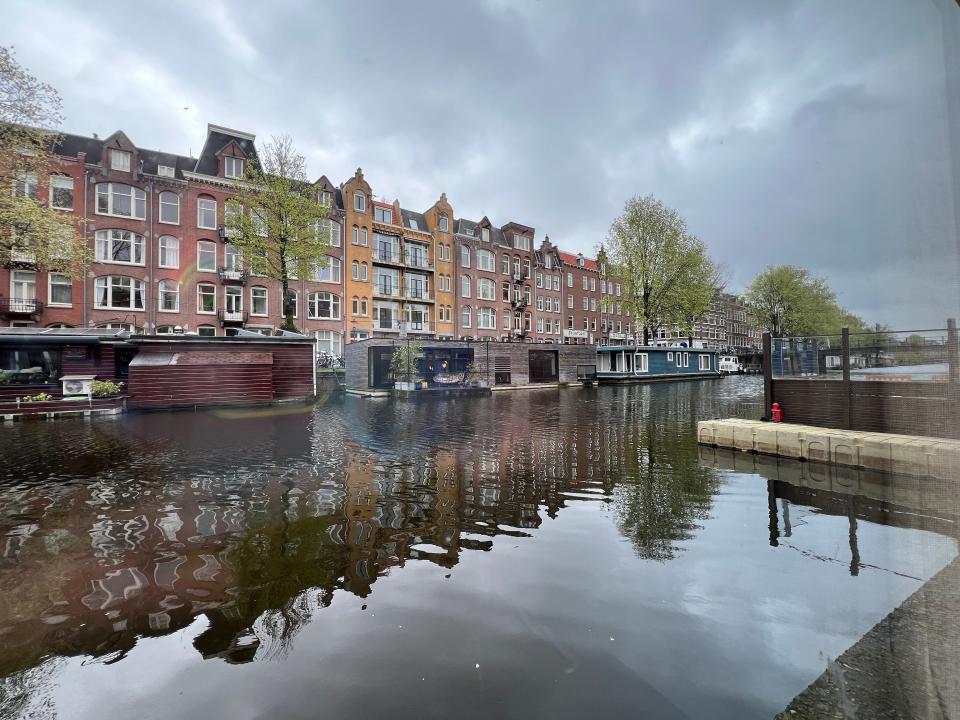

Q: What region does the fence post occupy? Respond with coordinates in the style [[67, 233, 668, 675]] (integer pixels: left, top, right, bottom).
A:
[[762, 332, 772, 415], [947, 318, 958, 385], [842, 326, 852, 430]]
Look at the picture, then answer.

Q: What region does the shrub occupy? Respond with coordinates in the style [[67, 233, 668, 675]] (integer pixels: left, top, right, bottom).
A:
[[22, 392, 53, 403], [91, 380, 123, 397]]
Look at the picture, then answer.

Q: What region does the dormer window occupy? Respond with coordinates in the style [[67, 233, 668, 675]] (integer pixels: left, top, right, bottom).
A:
[[374, 206, 393, 224], [409, 217, 419, 230], [157, 165, 175, 178], [318, 190, 332, 207], [110, 150, 131, 171], [439, 214, 449, 232], [514, 233, 530, 251], [482, 227, 490, 243], [354, 192, 366, 212], [578, 256, 585, 267], [224, 157, 244, 179]]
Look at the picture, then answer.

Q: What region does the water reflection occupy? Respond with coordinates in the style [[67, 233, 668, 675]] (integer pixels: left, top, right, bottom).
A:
[[0, 377, 955, 719]]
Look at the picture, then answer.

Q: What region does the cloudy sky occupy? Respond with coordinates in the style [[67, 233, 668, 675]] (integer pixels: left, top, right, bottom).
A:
[[5, 0, 959, 327]]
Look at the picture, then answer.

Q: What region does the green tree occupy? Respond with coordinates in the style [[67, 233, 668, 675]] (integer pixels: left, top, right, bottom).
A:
[[676, 256, 725, 346], [604, 194, 720, 345], [743, 265, 839, 337], [224, 134, 330, 331], [0, 47, 85, 271]]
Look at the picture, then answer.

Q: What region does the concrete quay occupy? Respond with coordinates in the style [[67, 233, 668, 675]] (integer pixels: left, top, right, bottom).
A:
[[697, 419, 960, 480]]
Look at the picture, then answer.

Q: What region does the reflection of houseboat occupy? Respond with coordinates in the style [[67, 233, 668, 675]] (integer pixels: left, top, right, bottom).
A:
[[596, 345, 720, 383]]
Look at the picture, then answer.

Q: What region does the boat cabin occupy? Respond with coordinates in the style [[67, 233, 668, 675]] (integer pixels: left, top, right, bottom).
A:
[[596, 345, 720, 382]]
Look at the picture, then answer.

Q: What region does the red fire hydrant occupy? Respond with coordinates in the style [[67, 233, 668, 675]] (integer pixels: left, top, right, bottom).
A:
[[771, 402, 783, 423]]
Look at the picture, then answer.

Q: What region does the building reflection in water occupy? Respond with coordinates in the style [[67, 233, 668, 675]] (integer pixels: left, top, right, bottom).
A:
[[1, 382, 864, 686]]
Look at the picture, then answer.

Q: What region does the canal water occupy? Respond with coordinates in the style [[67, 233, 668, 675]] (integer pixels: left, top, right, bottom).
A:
[[0, 377, 955, 719]]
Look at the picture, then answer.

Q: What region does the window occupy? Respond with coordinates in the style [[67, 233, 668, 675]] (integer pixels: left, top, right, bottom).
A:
[[439, 214, 449, 232], [591, 278, 596, 292], [159, 192, 179, 224], [354, 191, 366, 212], [374, 206, 393, 224], [461, 245, 471, 268], [537, 317, 544, 333], [316, 330, 342, 357], [461, 275, 471, 298], [95, 229, 145, 265], [568, 295, 574, 309], [318, 190, 333, 207], [635, 353, 649, 372], [482, 227, 490, 243], [110, 149, 131, 171], [700, 354, 711, 370], [616, 283, 621, 296], [48, 274, 72, 306], [536, 295, 543, 311], [568, 315, 574, 329], [197, 197, 217, 229], [94, 276, 144, 310], [197, 241, 216, 272], [197, 325, 216, 336], [553, 276, 560, 291], [250, 208, 267, 236], [224, 156, 244, 179], [524, 312, 532, 331], [582, 276, 588, 290], [361, 228, 368, 246], [352, 260, 359, 280], [50, 175, 73, 209], [477, 249, 495, 272], [591, 298, 597, 312], [224, 243, 242, 270], [567, 272, 573, 288], [96, 183, 146, 218], [513, 257, 521, 278], [309, 292, 341, 319], [158, 236, 179, 268], [225, 285, 243, 313], [477, 307, 496, 329], [251, 286, 268, 315], [478, 278, 495, 300], [13, 172, 37, 199], [461, 305, 471, 328], [524, 258, 531, 278], [158, 280, 179, 312], [352, 226, 359, 245], [314, 256, 341, 283], [502, 254, 510, 274], [320, 219, 341, 247], [514, 233, 530, 250], [361, 262, 368, 281], [536, 273, 543, 288], [158, 165, 175, 178], [197, 283, 216, 313]]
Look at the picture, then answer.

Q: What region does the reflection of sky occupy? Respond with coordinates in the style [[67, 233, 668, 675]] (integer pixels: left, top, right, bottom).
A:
[[33, 471, 956, 720]]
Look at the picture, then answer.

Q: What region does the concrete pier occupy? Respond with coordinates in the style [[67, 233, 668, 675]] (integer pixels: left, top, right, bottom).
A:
[[697, 419, 960, 480]]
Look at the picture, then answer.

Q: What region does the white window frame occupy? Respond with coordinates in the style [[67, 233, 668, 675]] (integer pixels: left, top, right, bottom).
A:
[[477, 249, 494, 272], [699, 354, 711, 370], [95, 229, 145, 266], [461, 245, 471, 268], [158, 280, 180, 313], [159, 192, 180, 224], [308, 291, 341, 320], [48, 273, 72, 307], [477, 307, 496, 329], [158, 236, 179, 269], [110, 149, 131, 171], [250, 286, 268, 316], [461, 305, 472, 328], [314, 256, 342, 283], [94, 275, 145, 310], [157, 164, 175, 178], [197, 241, 217, 272], [224, 156, 244, 179], [354, 191, 366, 212], [96, 183, 146, 219], [477, 278, 495, 301], [197, 198, 217, 229], [197, 283, 216, 314], [461, 275, 471, 298], [49, 175, 73, 210], [439, 214, 449, 232]]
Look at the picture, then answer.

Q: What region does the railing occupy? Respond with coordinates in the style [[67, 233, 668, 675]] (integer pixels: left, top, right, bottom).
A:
[[218, 309, 248, 324], [373, 284, 401, 298], [404, 254, 434, 270], [0, 298, 43, 315], [405, 287, 431, 301], [373, 318, 399, 331], [7, 248, 37, 265], [374, 248, 402, 264], [406, 321, 432, 333], [218, 267, 247, 284]]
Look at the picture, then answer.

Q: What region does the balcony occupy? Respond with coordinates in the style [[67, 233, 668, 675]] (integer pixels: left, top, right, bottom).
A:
[[4, 248, 37, 267], [404, 286, 433, 302], [512, 297, 529, 309], [218, 309, 248, 325], [373, 248, 403, 266], [218, 267, 247, 284], [406, 321, 432, 334], [372, 283, 402, 299], [373, 318, 400, 332], [0, 298, 43, 318], [404, 253, 434, 271]]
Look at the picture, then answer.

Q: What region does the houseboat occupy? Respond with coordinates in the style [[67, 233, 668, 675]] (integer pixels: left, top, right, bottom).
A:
[[595, 344, 720, 383], [718, 355, 743, 374]]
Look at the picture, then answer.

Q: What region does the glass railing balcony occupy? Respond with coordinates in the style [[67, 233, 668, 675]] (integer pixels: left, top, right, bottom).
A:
[[373, 283, 401, 297], [374, 248, 402, 263], [404, 286, 431, 301], [404, 254, 433, 270], [406, 321, 431, 333], [373, 318, 399, 331]]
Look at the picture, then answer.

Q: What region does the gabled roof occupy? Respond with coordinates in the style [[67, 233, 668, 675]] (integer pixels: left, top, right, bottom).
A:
[[54, 132, 104, 163], [559, 250, 598, 271], [138, 148, 196, 180], [455, 218, 477, 237], [194, 124, 258, 176], [455, 218, 507, 245], [53, 130, 195, 179]]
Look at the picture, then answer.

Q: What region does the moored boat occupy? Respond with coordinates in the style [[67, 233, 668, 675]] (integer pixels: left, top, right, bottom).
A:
[[595, 344, 721, 383]]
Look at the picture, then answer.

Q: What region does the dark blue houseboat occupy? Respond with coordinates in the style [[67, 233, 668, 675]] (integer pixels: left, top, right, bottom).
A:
[[595, 344, 720, 382]]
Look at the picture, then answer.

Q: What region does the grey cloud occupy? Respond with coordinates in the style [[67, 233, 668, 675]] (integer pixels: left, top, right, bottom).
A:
[[4, 0, 957, 327]]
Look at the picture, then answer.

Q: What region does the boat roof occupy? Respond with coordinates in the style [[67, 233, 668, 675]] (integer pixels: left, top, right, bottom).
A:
[[597, 344, 718, 352]]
